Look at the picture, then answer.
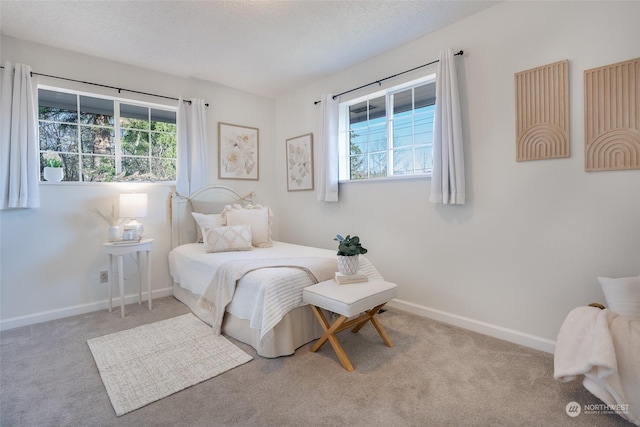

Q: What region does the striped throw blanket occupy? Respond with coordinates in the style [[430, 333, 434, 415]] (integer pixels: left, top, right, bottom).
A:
[[198, 257, 338, 336]]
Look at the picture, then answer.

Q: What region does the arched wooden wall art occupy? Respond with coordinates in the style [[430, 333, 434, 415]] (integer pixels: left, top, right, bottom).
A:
[[584, 58, 640, 172], [515, 60, 570, 161]]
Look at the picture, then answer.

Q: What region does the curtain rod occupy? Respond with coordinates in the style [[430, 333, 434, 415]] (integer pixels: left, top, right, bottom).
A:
[[0, 65, 209, 106], [313, 49, 463, 105]]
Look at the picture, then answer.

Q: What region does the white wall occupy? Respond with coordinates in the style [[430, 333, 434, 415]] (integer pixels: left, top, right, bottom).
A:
[[2, 3, 639, 352], [0, 36, 276, 328], [274, 1, 640, 351]]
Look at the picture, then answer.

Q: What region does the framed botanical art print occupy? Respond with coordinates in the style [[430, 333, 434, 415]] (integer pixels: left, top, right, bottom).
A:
[[286, 133, 314, 191], [218, 122, 259, 180]]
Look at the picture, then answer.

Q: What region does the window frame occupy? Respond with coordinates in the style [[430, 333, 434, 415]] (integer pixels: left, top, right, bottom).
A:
[[37, 85, 178, 184], [338, 74, 436, 182]]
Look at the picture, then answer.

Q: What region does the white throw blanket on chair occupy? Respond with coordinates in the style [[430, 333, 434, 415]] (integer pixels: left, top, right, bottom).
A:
[[554, 306, 640, 425], [198, 257, 338, 337]]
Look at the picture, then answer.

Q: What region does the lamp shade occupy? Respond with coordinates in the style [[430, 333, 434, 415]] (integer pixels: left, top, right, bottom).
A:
[[119, 193, 148, 218]]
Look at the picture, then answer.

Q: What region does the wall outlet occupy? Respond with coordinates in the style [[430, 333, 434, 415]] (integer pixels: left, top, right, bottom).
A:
[[100, 270, 109, 283]]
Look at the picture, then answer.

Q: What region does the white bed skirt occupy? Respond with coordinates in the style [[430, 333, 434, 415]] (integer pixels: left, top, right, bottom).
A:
[[173, 282, 324, 358]]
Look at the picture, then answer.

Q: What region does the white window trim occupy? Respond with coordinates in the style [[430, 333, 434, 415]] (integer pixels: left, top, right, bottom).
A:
[[38, 85, 178, 183], [38, 85, 177, 114], [338, 74, 436, 182]]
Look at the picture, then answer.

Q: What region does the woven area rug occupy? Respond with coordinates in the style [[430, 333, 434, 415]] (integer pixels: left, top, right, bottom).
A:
[[87, 313, 252, 416]]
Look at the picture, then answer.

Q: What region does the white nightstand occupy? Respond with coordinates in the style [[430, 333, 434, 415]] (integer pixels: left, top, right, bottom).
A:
[[103, 238, 154, 317]]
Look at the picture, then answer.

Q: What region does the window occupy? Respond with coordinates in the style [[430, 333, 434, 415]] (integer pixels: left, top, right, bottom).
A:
[[38, 87, 177, 182], [338, 75, 436, 181]]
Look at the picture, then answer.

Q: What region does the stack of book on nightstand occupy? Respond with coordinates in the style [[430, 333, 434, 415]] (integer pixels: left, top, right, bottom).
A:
[[334, 271, 369, 285], [110, 237, 142, 245]]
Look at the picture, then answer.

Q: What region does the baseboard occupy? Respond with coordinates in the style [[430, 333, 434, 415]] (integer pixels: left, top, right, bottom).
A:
[[0, 287, 174, 331], [386, 299, 556, 354], [2, 291, 557, 354]]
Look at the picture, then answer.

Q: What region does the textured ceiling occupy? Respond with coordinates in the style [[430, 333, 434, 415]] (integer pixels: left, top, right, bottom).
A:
[[0, 1, 499, 98]]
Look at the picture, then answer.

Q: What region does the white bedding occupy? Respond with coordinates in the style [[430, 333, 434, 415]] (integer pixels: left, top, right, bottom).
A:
[[169, 241, 382, 340], [554, 306, 640, 425]]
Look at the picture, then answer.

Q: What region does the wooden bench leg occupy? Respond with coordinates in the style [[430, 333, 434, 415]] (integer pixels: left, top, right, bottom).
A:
[[349, 303, 394, 347], [370, 315, 394, 347], [309, 305, 354, 372], [310, 305, 342, 351], [350, 303, 385, 333]]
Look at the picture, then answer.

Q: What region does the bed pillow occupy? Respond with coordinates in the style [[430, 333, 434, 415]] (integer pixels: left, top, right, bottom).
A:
[[221, 204, 272, 248], [598, 275, 640, 319], [191, 212, 226, 243], [203, 225, 252, 253]]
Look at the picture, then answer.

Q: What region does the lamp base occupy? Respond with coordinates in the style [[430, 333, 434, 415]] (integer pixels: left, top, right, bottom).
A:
[[125, 219, 144, 239]]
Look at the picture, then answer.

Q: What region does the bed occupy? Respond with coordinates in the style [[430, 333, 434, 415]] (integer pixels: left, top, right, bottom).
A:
[[168, 185, 383, 358]]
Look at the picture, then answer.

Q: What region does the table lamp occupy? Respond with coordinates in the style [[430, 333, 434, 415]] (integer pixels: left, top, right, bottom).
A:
[[119, 192, 147, 239]]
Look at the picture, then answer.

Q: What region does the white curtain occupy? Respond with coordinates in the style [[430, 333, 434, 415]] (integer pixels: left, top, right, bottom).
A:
[[430, 49, 465, 205], [176, 98, 208, 196], [316, 93, 339, 202], [0, 62, 40, 209]]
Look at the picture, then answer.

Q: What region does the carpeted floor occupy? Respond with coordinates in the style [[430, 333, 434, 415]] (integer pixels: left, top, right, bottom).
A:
[[0, 296, 632, 426]]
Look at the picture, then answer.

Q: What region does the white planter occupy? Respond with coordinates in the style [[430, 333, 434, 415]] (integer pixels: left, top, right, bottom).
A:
[[338, 255, 359, 276], [43, 167, 64, 182], [108, 226, 120, 242]]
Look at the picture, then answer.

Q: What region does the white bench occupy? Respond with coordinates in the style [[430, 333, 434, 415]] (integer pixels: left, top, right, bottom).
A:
[[302, 279, 398, 372]]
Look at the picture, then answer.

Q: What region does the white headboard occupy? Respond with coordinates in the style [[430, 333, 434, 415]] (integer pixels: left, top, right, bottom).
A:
[[171, 185, 254, 248]]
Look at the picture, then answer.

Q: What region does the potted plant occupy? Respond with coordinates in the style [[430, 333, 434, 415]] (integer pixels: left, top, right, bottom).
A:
[[43, 151, 64, 182], [334, 234, 367, 275]]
